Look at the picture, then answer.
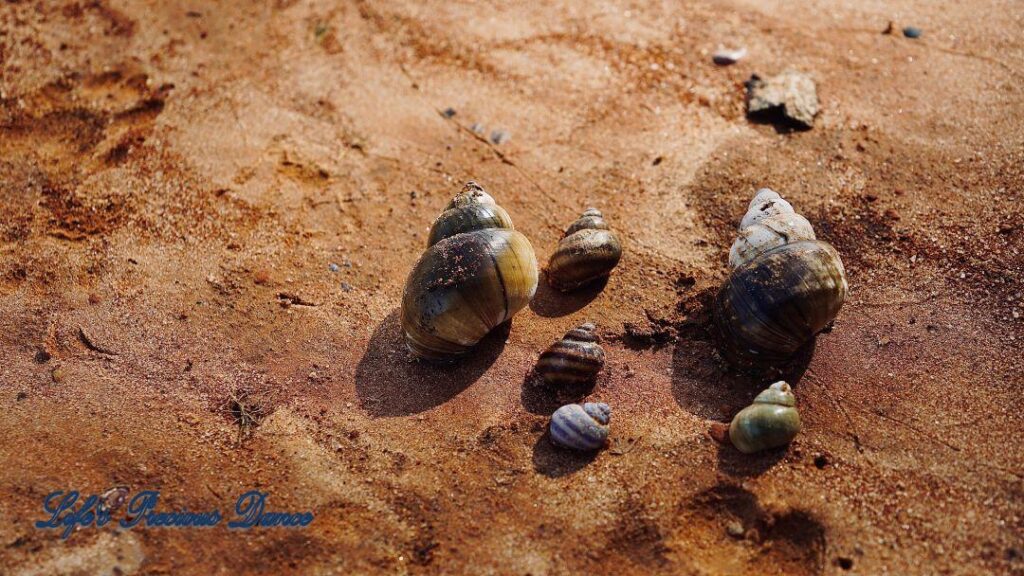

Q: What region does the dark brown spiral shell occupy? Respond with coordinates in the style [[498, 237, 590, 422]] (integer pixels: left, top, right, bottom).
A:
[[536, 323, 606, 386], [546, 209, 622, 292], [714, 240, 847, 369]]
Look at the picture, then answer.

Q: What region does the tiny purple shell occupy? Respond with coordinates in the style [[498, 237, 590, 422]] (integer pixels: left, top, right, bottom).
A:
[[550, 402, 611, 451]]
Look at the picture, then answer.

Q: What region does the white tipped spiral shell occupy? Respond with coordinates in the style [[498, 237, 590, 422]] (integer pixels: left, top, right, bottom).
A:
[[714, 189, 848, 368], [729, 188, 816, 269]]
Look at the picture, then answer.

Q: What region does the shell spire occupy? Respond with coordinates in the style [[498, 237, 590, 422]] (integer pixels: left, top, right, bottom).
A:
[[427, 181, 514, 247], [728, 188, 816, 269]]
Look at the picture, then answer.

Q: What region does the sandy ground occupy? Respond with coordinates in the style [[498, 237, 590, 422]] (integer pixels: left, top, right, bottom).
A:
[[1, 0, 1023, 574]]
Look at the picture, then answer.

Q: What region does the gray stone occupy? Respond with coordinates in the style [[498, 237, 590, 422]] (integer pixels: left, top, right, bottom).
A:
[[490, 129, 510, 145], [903, 26, 922, 39], [713, 47, 747, 66], [745, 70, 820, 130]]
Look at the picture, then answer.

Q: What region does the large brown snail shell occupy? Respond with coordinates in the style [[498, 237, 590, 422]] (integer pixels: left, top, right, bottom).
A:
[[714, 190, 847, 368], [401, 182, 538, 362], [536, 323, 605, 386], [546, 208, 622, 291]]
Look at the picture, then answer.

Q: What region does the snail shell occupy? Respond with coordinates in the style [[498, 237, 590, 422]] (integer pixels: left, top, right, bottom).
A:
[[550, 402, 611, 451], [714, 189, 847, 368], [401, 182, 539, 362], [546, 208, 622, 291], [536, 323, 605, 386], [729, 381, 801, 453]]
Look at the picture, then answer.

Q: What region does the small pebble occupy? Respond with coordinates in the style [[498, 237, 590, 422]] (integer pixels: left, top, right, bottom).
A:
[[341, 282, 353, 292], [712, 47, 747, 66], [490, 130, 510, 145], [342, 256, 352, 268], [51, 367, 65, 383], [328, 263, 340, 273], [903, 26, 922, 39], [34, 350, 51, 363], [441, 107, 456, 118], [469, 122, 485, 135], [726, 521, 745, 538]]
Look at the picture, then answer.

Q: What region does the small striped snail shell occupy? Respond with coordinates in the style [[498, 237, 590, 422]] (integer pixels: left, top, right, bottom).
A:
[[401, 182, 539, 362], [729, 381, 801, 453], [546, 208, 622, 291], [714, 189, 847, 368], [550, 402, 611, 451], [536, 323, 605, 386]]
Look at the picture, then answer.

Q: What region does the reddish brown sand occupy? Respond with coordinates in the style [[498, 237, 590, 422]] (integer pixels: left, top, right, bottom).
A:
[[1, 1, 1022, 574]]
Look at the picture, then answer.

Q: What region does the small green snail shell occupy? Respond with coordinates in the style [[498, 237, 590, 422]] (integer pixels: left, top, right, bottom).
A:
[[550, 402, 611, 451], [729, 381, 801, 454], [546, 208, 622, 292], [536, 323, 605, 387], [426, 181, 514, 248], [401, 183, 538, 362]]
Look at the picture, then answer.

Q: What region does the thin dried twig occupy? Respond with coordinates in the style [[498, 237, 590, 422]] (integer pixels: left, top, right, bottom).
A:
[[227, 392, 265, 445]]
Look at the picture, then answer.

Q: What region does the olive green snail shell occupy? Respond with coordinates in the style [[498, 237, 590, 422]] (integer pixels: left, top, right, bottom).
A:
[[401, 182, 539, 362], [729, 381, 802, 454], [714, 189, 847, 368], [547, 208, 622, 292]]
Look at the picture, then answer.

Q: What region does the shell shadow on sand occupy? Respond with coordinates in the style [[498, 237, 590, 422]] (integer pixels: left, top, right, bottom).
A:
[[531, 431, 598, 478], [354, 309, 508, 417], [670, 337, 814, 422], [519, 370, 597, 416], [714, 434, 789, 477], [528, 275, 608, 318]]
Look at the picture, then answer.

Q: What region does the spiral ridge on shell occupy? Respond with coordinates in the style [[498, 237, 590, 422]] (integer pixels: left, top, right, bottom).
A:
[[536, 323, 605, 387]]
